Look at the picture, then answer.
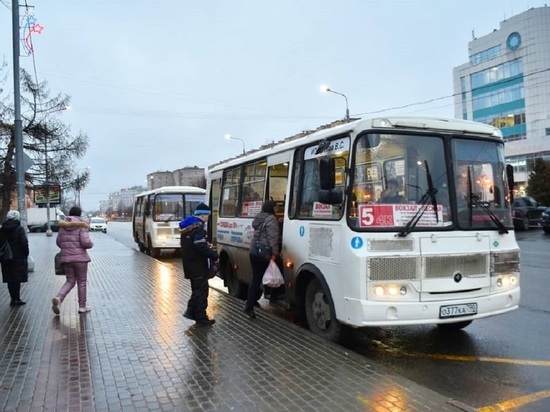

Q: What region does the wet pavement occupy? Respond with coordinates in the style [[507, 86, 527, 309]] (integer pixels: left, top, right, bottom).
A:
[[0, 233, 475, 411]]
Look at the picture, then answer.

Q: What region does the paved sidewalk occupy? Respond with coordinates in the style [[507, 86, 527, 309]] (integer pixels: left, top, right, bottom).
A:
[[0, 233, 474, 412]]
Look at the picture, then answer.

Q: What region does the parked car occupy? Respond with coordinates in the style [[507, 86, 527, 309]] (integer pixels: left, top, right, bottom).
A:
[[28, 220, 60, 233], [89, 217, 107, 233], [541, 208, 550, 234], [512, 196, 547, 231]]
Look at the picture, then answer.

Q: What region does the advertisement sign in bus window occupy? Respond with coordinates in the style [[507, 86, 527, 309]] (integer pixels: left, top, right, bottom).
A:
[[358, 204, 444, 227]]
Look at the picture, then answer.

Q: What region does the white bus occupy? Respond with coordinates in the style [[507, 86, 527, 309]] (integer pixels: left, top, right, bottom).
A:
[[132, 186, 206, 258], [207, 117, 520, 342]]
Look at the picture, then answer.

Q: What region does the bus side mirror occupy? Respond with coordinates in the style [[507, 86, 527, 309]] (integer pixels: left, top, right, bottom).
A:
[[319, 157, 335, 190], [506, 164, 514, 202], [319, 189, 343, 205]]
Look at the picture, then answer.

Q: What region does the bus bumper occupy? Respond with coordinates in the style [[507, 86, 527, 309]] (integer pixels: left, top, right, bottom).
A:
[[341, 287, 520, 327]]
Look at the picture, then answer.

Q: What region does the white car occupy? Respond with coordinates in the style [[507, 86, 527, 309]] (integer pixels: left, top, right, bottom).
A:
[[89, 217, 107, 233]]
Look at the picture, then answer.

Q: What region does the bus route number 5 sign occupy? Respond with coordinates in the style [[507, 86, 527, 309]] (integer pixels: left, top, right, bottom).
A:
[[359, 205, 395, 227]]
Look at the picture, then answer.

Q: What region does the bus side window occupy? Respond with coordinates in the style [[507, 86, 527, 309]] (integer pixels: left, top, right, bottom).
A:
[[221, 167, 241, 217], [268, 162, 289, 219], [144, 198, 151, 216]]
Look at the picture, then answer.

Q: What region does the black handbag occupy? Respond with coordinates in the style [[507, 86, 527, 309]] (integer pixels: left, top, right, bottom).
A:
[[249, 222, 271, 260], [0, 241, 13, 262], [54, 252, 65, 275]]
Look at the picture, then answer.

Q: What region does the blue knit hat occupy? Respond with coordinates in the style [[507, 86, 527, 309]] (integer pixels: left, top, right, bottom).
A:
[[194, 203, 211, 216]]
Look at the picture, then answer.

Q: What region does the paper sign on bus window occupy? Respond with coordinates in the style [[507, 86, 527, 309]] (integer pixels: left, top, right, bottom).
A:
[[241, 201, 262, 217], [312, 202, 333, 217], [223, 188, 230, 200], [358, 204, 444, 227]]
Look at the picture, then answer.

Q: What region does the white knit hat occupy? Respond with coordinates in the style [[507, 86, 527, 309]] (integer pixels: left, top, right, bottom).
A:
[[7, 210, 20, 220]]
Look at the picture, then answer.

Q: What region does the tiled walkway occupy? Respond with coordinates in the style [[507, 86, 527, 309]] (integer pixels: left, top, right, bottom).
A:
[[0, 233, 473, 411]]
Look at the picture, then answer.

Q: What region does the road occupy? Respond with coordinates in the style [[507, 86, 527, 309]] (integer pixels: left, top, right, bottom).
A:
[[107, 221, 550, 411]]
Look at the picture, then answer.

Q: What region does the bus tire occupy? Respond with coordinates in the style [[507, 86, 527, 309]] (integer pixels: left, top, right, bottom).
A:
[[147, 236, 161, 258], [134, 232, 144, 252], [305, 278, 347, 343], [225, 260, 247, 300], [437, 320, 472, 331]]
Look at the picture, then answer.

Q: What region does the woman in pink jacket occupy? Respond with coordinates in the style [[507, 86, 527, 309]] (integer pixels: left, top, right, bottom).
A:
[[52, 206, 94, 315]]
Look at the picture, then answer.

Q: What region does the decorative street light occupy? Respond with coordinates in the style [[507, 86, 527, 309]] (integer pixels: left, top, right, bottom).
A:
[[320, 84, 350, 121], [224, 134, 246, 154]]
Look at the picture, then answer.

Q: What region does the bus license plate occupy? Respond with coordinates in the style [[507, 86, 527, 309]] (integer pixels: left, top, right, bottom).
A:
[[439, 303, 477, 318]]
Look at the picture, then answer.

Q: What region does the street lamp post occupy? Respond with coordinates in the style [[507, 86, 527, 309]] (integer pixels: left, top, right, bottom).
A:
[[320, 85, 350, 121], [224, 134, 246, 154], [12, 0, 28, 230]]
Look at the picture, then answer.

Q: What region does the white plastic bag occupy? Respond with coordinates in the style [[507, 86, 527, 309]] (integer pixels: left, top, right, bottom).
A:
[[262, 260, 284, 288]]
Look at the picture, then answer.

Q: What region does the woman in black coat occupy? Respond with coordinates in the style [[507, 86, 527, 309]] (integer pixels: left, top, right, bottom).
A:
[[0, 210, 29, 306], [244, 200, 280, 318]]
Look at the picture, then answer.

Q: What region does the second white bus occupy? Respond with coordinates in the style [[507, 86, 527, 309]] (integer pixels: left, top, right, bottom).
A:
[[132, 186, 206, 258]]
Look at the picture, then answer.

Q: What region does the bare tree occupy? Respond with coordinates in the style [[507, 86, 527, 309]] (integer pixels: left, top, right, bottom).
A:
[[0, 68, 89, 220]]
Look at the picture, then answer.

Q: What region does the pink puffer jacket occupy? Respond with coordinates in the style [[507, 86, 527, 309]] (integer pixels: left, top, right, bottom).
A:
[[56, 217, 94, 263]]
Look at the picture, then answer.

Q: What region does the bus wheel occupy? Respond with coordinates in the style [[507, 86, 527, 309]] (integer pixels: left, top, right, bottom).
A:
[[437, 320, 472, 331], [305, 279, 347, 342], [137, 237, 147, 253], [147, 236, 161, 258], [225, 261, 247, 300]]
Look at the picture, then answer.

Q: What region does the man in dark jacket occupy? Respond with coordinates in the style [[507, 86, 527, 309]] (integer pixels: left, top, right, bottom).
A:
[[179, 203, 219, 326], [0, 210, 29, 306]]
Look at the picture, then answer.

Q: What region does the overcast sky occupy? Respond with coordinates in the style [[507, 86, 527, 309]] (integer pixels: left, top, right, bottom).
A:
[[1, 0, 544, 211]]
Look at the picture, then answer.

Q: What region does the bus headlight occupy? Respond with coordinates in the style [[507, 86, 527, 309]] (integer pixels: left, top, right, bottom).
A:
[[374, 286, 385, 297], [496, 274, 517, 288], [372, 284, 408, 299]]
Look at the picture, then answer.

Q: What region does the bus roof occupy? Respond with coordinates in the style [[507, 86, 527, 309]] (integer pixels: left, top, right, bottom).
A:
[[135, 186, 206, 198], [209, 116, 501, 173]]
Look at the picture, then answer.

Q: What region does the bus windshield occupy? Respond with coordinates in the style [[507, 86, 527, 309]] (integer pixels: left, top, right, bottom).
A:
[[349, 133, 512, 231], [153, 194, 204, 222]]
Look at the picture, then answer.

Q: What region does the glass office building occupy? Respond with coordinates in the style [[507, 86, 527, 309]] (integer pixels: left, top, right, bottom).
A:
[[453, 6, 550, 193]]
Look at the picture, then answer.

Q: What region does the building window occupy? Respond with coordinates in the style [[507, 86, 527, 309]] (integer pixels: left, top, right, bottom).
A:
[[546, 128, 550, 136], [472, 83, 523, 111], [469, 45, 502, 65], [475, 110, 525, 127], [503, 133, 527, 143], [471, 59, 522, 89]]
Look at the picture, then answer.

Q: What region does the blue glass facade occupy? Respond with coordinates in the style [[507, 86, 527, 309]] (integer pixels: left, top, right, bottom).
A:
[[471, 59, 525, 142]]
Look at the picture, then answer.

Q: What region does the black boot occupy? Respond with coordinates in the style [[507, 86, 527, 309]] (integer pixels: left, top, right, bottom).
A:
[[183, 310, 196, 321], [195, 317, 215, 326]]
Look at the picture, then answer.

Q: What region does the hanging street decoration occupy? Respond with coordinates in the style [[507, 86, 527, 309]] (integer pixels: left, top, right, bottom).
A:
[[21, 9, 44, 56]]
